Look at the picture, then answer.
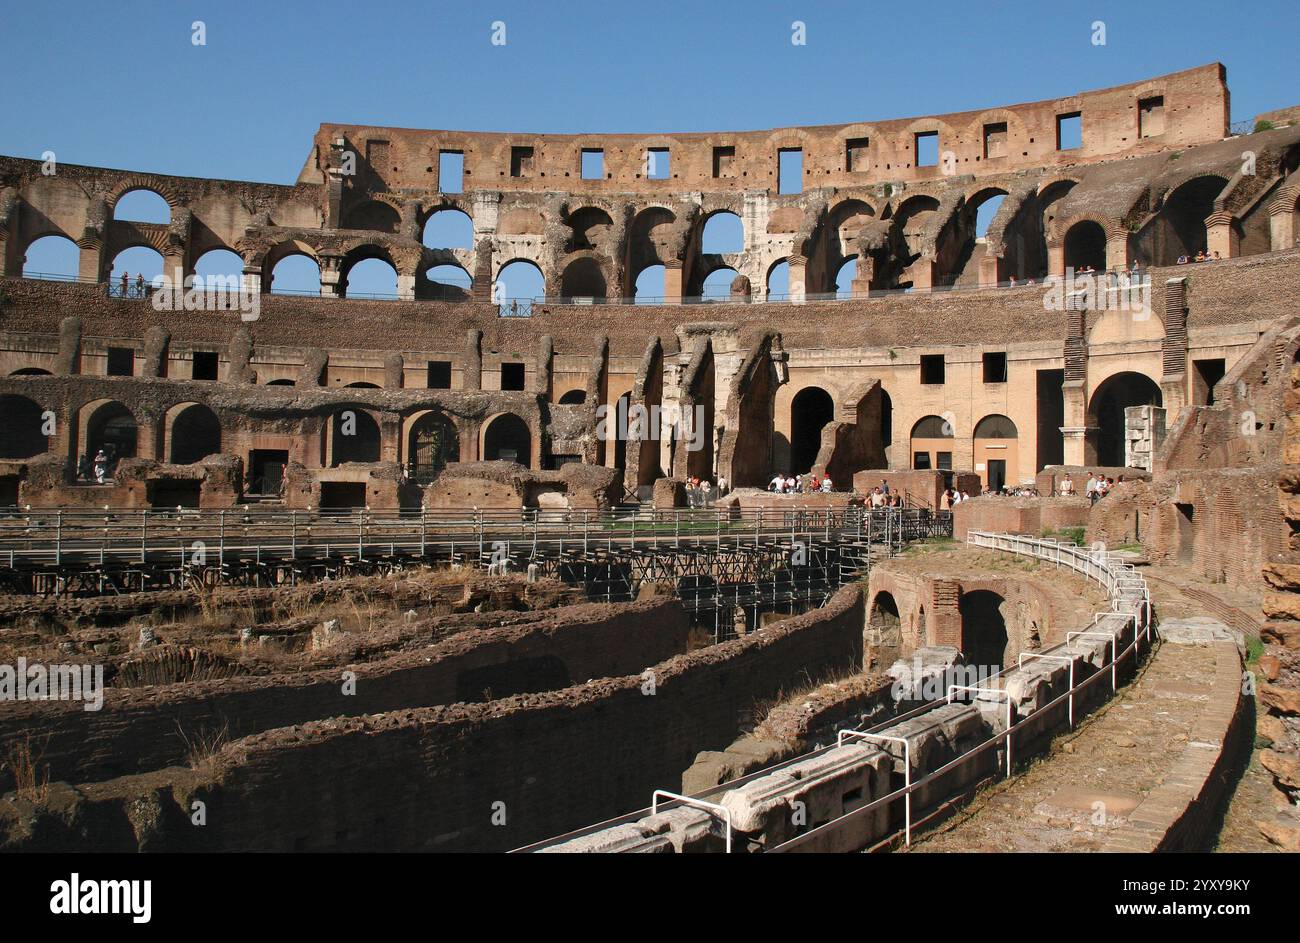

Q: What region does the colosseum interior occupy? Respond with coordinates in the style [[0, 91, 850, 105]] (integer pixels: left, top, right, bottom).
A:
[[1, 54, 1299, 868]]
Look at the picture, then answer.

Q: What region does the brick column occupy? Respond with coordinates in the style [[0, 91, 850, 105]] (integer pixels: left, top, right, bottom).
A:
[[663, 259, 683, 304], [787, 254, 807, 303], [1105, 225, 1132, 271], [1269, 191, 1297, 252], [319, 256, 342, 298], [1204, 211, 1237, 259]]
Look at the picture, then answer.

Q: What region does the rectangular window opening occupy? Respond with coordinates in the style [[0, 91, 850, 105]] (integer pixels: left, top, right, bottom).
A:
[[778, 147, 804, 193], [106, 347, 134, 377], [581, 148, 604, 180], [983, 351, 1008, 384], [646, 148, 670, 180], [920, 354, 945, 385], [983, 122, 1007, 159], [439, 150, 464, 193], [845, 137, 869, 172], [500, 362, 526, 391], [427, 360, 451, 390], [192, 350, 218, 381], [915, 131, 939, 168], [1056, 113, 1082, 151], [1138, 96, 1166, 138], [509, 146, 534, 178], [712, 146, 735, 178]]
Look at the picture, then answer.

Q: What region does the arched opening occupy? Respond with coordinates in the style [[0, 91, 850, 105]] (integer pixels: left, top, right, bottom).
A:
[[611, 393, 631, 471], [268, 252, 321, 295], [112, 189, 171, 224], [910, 414, 953, 471], [407, 412, 459, 481], [193, 249, 244, 289], [483, 413, 532, 467], [566, 207, 614, 252], [109, 246, 164, 294], [834, 257, 858, 298], [343, 200, 401, 234], [960, 590, 1009, 671], [85, 402, 138, 465], [701, 267, 738, 300], [341, 250, 398, 299], [625, 207, 676, 296], [790, 387, 834, 475], [169, 404, 222, 464], [634, 264, 665, 303], [344, 382, 380, 389], [0, 395, 50, 459], [10, 368, 52, 376], [330, 409, 381, 465], [422, 208, 474, 249], [22, 234, 80, 280], [766, 260, 789, 300], [1088, 372, 1162, 467], [558, 389, 586, 405], [701, 212, 743, 254], [940, 189, 1010, 286], [560, 258, 606, 300], [266, 378, 296, 386], [1140, 175, 1228, 266], [495, 260, 544, 308], [869, 591, 903, 663], [1063, 220, 1107, 272], [972, 414, 1019, 491], [422, 264, 472, 301]]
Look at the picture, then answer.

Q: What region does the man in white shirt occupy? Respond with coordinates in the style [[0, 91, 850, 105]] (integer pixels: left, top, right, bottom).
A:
[[820, 476, 833, 493], [770, 474, 784, 494]]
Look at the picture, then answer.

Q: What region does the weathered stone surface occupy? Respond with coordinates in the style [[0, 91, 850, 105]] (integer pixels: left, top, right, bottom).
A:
[[1260, 682, 1300, 716]]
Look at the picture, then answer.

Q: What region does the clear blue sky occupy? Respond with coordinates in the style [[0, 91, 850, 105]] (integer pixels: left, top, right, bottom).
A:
[[4, 0, 1296, 296]]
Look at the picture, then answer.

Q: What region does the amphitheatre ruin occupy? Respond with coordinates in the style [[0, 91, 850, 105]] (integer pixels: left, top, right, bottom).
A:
[[0, 61, 1298, 854]]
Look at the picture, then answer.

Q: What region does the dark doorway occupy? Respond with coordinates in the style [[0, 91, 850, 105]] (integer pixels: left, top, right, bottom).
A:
[[249, 449, 289, 496], [790, 387, 834, 475], [1090, 372, 1162, 467], [960, 590, 1009, 671]]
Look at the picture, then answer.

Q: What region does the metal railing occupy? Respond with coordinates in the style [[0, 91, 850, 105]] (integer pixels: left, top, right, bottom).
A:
[[516, 529, 1150, 853]]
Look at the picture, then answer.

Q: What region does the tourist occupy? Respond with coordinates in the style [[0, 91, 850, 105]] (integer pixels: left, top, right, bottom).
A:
[[1177, 255, 1189, 265], [135, 272, 145, 297], [940, 488, 953, 511], [716, 474, 729, 496], [1008, 276, 1017, 288], [1060, 473, 1075, 496], [785, 475, 797, 493], [1212, 251, 1221, 261], [119, 272, 128, 296], [820, 475, 833, 493], [1086, 473, 1100, 505], [881, 479, 890, 496], [769, 473, 785, 494], [93, 449, 108, 484]]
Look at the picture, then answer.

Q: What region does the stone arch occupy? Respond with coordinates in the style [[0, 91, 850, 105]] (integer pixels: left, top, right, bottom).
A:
[[405, 410, 459, 480], [565, 206, 614, 252], [21, 233, 80, 279], [700, 210, 744, 254], [10, 367, 53, 376], [1062, 219, 1108, 271], [192, 248, 244, 286], [0, 394, 50, 459], [560, 256, 607, 300], [790, 386, 835, 475], [495, 258, 545, 304], [1087, 371, 1162, 467], [558, 389, 586, 405], [937, 186, 1010, 285], [421, 262, 472, 300], [482, 412, 532, 467], [166, 403, 222, 464], [868, 590, 903, 665], [343, 199, 401, 234], [266, 242, 322, 295], [960, 589, 1009, 671], [972, 414, 1019, 491], [910, 414, 953, 471], [1137, 174, 1229, 266], [110, 185, 175, 223], [328, 408, 382, 465], [339, 245, 398, 298], [82, 400, 139, 463], [625, 206, 677, 293], [422, 207, 474, 249]]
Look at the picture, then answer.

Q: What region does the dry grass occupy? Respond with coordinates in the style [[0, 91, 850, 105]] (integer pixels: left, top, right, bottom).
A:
[[174, 719, 231, 769], [2, 735, 52, 803]]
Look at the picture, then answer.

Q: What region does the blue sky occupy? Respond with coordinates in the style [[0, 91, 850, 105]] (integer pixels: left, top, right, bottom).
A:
[[5, 0, 1297, 296]]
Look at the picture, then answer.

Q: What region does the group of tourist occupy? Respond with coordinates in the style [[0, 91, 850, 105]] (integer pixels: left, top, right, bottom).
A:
[[767, 472, 834, 494], [1056, 471, 1121, 504], [1176, 250, 1221, 264], [866, 485, 904, 508], [938, 487, 972, 511], [115, 272, 149, 298]]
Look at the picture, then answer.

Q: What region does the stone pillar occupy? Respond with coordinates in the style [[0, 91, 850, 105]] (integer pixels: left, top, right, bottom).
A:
[[850, 255, 875, 298], [535, 335, 553, 398], [77, 241, 103, 282], [396, 273, 416, 301], [1269, 193, 1297, 251], [978, 253, 1004, 288], [1105, 226, 1132, 271], [1048, 243, 1066, 278], [1204, 211, 1237, 259], [729, 273, 752, 303], [242, 264, 262, 297], [663, 260, 683, 304], [319, 256, 342, 298], [908, 258, 936, 292], [56, 316, 82, 376], [380, 414, 402, 464], [787, 254, 807, 303], [464, 329, 483, 391], [1060, 426, 1097, 467], [1124, 405, 1166, 472]]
